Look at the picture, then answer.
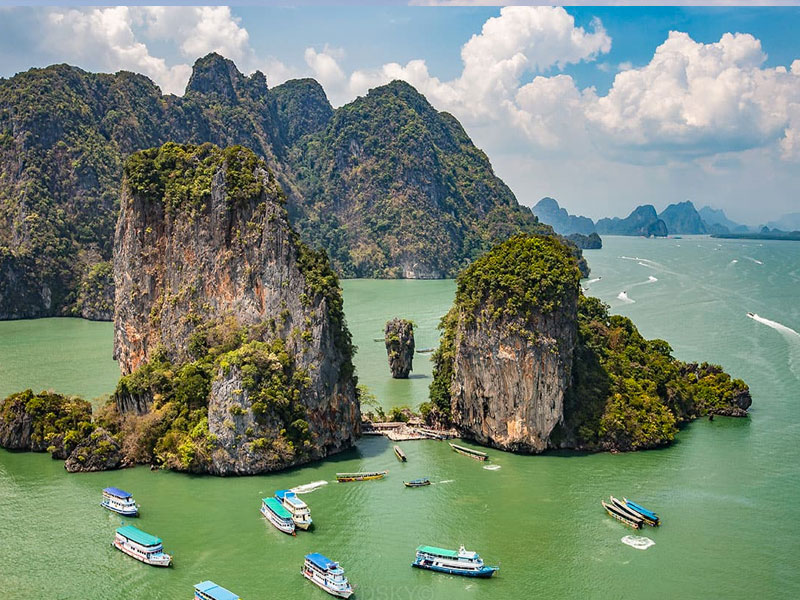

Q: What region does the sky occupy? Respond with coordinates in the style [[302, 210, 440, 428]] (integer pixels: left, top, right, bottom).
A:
[[1, 4, 800, 224]]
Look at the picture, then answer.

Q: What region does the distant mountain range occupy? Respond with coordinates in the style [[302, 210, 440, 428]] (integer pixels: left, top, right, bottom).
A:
[[532, 197, 596, 236], [766, 212, 800, 232]]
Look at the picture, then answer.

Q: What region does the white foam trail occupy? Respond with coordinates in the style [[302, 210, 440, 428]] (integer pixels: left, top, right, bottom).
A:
[[483, 465, 501, 471], [648, 276, 658, 282], [437, 479, 455, 484], [617, 291, 635, 304], [747, 313, 800, 338], [731, 259, 738, 264], [744, 256, 763, 265], [621, 535, 655, 550], [290, 480, 328, 494], [637, 262, 649, 267], [585, 277, 601, 285]]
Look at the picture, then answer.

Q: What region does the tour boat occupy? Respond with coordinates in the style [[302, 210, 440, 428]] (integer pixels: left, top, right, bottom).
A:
[[275, 489, 313, 530], [404, 478, 431, 488], [194, 580, 240, 600], [601, 500, 643, 529], [261, 497, 296, 535], [335, 470, 387, 482], [412, 545, 499, 578], [112, 525, 172, 566], [394, 445, 407, 462], [623, 497, 661, 526], [101, 487, 138, 516], [449, 442, 488, 461], [301, 553, 354, 598]]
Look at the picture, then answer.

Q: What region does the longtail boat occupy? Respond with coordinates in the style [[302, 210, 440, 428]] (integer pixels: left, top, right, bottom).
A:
[[335, 471, 387, 482], [602, 500, 642, 529], [412, 545, 499, 578], [623, 497, 661, 526], [449, 443, 488, 461], [610, 496, 651, 524], [394, 445, 407, 462], [404, 478, 431, 488]]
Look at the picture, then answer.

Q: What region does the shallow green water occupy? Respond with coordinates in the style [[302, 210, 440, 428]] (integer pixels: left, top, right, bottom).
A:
[[1, 236, 799, 599]]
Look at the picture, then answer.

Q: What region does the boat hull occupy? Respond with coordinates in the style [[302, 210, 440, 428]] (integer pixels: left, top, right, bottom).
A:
[[302, 571, 353, 598], [449, 443, 488, 461], [101, 501, 138, 517], [412, 562, 498, 578], [294, 519, 313, 530], [335, 471, 387, 482], [112, 539, 171, 567], [623, 498, 660, 526], [602, 501, 642, 529], [261, 505, 296, 535]]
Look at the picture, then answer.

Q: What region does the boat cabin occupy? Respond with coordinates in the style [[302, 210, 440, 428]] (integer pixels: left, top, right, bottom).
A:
[[101, 487, 138, 516]]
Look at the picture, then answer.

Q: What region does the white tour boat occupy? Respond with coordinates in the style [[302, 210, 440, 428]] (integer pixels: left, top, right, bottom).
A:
[[112, 525, 172, 567], [101, 487, 138, 516], [275, 489, 313, 530], [302, 553, 354, 598], [261, 497, 296, 535]]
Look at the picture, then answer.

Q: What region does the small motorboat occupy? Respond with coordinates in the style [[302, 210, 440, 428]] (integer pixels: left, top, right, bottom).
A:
[[101, 487, 138, 516], [404, 478, 431, 488], [602, 499, 642, 529], [194, 581, 241, 600], [112, 525, 172, 566], [449, 443, 488, 461], [412, 545, 498, 578], [335, 471, 387, 482], [623, 497, 660, 526], [394, 445, 407, 462], [302, 553, 354, 598]]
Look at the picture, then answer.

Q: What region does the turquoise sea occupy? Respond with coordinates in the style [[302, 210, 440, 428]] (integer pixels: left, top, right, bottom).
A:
[[1, 235, 799, 599]]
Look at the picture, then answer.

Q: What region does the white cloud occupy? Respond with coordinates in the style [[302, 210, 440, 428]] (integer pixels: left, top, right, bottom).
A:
[[305, 46, 346, 90]]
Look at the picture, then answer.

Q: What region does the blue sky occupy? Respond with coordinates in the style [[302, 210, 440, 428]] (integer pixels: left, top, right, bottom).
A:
[[1, 4, 799, 223]]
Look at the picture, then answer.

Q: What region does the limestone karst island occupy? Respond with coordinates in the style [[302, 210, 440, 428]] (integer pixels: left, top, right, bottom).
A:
[[1, 5, 797, 600]]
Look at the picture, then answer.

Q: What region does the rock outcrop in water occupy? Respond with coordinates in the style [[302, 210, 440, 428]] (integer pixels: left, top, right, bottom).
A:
[[384, 318, 415, 378], [427, 234, 752, 453], [111, 142, 359, 475], [658, 201, 707, 234], [596, 205, 668, 237]]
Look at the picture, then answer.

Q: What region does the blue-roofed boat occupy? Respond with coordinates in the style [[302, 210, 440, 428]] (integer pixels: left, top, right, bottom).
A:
[[412, 545, 499, 578], [623, 497, 661, 526], [101, 487, 138, 516], [302, 553, 353, 598], [112, 525, 172, 567], [194, 581, 240, 600], [261, 497, 296, 535], [275, 489, 313, 530]]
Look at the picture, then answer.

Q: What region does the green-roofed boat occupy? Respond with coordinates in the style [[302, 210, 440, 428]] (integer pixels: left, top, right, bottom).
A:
[[261, 497, 296, 535], [412, 545, 498, 577], [113, 525, 172, 567], [449, 443, 488, 461]]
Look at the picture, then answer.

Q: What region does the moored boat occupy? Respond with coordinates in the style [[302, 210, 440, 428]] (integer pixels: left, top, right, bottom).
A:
[[449, 442, 488, 461], [302, 553, 354, 598], [261, 497, 296, 535], [404, 478, 431, 488], [623, 497, 661, 526], [101, 487, 138, 516], [335, 470, 387, 482], [602, 500, 642, 529], [394, 445, 407, 462], [194, 580, 240, 600], [275, 489, 313, 530], [112, 525, 172, 566], [412, 545, 498, 578]]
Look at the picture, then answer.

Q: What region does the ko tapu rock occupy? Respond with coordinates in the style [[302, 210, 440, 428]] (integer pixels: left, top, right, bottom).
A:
[[110, 142, 360, 475], [384, 318, 415, 378], [427, 234, 752, 454]]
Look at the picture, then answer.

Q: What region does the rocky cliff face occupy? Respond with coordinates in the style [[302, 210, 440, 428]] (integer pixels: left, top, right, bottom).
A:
[[385, 318, 415, 378], [113, 143, 359, 475], [658, 201, 707, 234], [432, 235, 581, 452]]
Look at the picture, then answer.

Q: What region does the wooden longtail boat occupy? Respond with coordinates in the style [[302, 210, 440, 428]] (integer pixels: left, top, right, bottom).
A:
[[394, 445, 407, 462], [404, 478, 431, 488], [610, 496, 651, 524], [335, 471, 388, 482], [602, 500, 643, 529], [623, 497, 661, 526], [449, 443, 488, 461]]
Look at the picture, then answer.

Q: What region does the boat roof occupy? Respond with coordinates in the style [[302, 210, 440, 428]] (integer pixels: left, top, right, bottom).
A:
[[263, 497, 292, 519], [306, 553, 337, 571], [194, 581, 240, 600], [275, 490, 305, 506], [409, 478, 429, 483], [336, 471, 386, 476], [450, 443, 487, 455], [417, 545, 459, 558], [116, 525, 161, 547], [103, 487, 132, 498], [625, 499, 659, 520]]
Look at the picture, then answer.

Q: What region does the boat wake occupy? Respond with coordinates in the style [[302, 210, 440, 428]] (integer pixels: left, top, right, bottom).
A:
[[436, 479, 455, 485], [621, 535, 655, 550], [290, 480, 329, 494], [730, 259, 738, 264], [617, 291, 635, 304], [483, 465, 501, 471], [585, 277, 602, 285], [744, 256, 763, 265], [747, 313, 800, 338]]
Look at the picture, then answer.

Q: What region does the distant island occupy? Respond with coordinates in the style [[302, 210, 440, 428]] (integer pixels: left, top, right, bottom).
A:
[[712, 229, 800, 241]]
